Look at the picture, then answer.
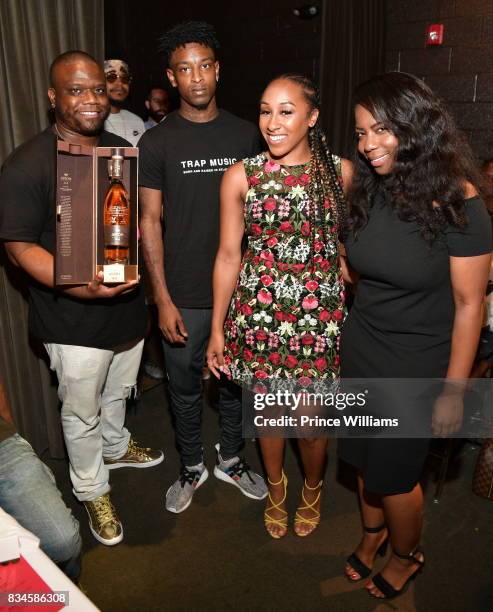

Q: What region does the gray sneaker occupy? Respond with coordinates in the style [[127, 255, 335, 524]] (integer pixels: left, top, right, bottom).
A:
[[213, 443, 268, 500], [165, 463, 209, 513]]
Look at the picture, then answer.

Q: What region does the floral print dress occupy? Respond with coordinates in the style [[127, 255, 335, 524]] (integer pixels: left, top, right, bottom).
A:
[[223, 153, 346, 388]]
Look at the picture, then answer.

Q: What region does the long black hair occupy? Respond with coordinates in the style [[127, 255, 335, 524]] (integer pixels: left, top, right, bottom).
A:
[[350, 71, 482, 243]]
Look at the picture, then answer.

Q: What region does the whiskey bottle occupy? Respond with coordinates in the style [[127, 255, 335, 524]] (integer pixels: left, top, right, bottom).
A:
[[104, 148, 130, 264]]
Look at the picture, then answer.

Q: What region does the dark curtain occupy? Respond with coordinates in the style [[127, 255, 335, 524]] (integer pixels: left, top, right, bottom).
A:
[[0, 0, 104, 457], [319, 0, 386, 158]]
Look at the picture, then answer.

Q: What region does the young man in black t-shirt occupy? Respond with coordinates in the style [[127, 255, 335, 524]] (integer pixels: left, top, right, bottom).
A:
[[0, 52, 162, 546], [139, 22, 267, 513]]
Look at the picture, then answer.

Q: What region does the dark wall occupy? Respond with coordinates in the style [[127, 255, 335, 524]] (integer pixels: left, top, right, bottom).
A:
[[386, 0, 493, 159], [104, 0, 322, 124]]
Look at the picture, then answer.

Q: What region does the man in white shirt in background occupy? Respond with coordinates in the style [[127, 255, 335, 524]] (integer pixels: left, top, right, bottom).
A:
[[144, 86, 171, 130], [104, 59, 145, 146]]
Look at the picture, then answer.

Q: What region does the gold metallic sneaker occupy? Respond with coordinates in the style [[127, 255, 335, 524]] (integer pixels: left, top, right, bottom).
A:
[[104, 438, 164, 470], [84, 494, 123, 546]]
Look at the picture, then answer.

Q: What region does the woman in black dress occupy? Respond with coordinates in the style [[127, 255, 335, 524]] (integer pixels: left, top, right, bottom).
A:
[[340, 72, 492, 599]]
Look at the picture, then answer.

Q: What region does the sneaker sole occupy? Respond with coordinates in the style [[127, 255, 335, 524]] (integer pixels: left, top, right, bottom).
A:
[[105, 452, 164, 470], [84, 507, 124, 546], [213, 466, 268, 500], [165, 468, 209, 514]]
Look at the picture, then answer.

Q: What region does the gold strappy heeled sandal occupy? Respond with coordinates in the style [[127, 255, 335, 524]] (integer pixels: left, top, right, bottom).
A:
[[264, 471, 288, 539], [294, 479, 322, 537]]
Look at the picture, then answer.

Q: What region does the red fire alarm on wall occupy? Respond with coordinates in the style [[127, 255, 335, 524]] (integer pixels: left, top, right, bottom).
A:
[[426, 24, 444, 46]]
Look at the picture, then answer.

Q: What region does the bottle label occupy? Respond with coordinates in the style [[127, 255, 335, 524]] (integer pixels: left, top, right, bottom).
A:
[[104, 263, 126, 283], [104, 224, 130, 246]]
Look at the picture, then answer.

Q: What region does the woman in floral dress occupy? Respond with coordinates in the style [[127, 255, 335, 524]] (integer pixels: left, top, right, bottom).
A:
[[207, 75, 352, 538]]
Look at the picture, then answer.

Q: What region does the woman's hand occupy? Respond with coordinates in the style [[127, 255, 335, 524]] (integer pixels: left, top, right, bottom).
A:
[[206, 330, 228, 379], [431, 390, 464, 437]]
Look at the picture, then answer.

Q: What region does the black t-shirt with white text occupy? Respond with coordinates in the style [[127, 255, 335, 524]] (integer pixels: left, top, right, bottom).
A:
[[138, 110, 261, 308], [0, 128, 146, 349]]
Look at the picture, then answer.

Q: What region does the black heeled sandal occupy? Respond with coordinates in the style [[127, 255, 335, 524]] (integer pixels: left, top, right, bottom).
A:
[[370, 548, 425, 600], [346, 523, 389, 581]]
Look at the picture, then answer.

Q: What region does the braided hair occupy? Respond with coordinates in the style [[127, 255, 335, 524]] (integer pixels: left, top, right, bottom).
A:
[[274, 75, 347, 243]]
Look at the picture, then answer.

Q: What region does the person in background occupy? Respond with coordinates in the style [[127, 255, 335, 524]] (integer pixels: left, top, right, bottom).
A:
[[481, 158, 493, 213], [104, 59, 145, 146], [0, 375, 82, 579], [139, 21, 267, 514], [481, 158, 493, 184], [470, 158, 493, 376], [340, 72, 491, 600], [144, 86, 171, 130], [0, 51, 162, 547], [141, 84, 173, 378]]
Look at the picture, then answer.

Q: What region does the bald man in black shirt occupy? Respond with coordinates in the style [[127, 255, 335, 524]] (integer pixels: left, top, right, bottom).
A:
[[0, 51, 162, 546]]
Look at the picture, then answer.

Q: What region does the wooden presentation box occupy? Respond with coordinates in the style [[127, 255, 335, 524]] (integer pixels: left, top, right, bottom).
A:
[[55, 141, 138, 285]]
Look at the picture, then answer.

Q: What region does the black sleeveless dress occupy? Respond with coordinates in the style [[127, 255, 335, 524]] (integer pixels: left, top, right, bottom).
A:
[[339, 193, 492, 494]]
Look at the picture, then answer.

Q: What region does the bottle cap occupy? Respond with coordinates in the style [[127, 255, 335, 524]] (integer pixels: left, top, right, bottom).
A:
[[108, 148, 124, 178]]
